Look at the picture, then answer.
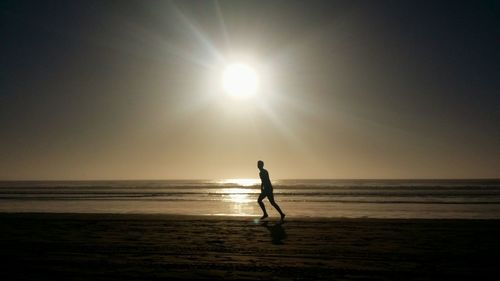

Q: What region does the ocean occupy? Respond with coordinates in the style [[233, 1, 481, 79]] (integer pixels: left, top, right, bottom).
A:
[[0, 179, 499, 219]]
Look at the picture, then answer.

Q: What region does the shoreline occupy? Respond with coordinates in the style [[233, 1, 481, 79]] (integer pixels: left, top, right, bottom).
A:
[[1, 211, 500, 221]]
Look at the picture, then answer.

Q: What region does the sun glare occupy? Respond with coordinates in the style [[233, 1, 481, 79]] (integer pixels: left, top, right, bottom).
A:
[[222, 63, 258, 98], [219, 178, 260, 186], [220, 188, 254, 203]]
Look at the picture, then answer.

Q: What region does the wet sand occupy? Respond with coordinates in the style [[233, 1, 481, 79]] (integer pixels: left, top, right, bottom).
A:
[[0, 213, 498, 280]]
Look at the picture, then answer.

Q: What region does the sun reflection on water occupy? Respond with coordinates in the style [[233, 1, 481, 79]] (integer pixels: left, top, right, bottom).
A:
[[216, 179, 260, 205], [218, 178, 260, 186], [219, 188, 255, 203], [228, 193, 251, 203]]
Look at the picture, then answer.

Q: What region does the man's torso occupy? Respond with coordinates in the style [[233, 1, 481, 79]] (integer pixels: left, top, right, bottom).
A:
[[259, 169, 273, 192]]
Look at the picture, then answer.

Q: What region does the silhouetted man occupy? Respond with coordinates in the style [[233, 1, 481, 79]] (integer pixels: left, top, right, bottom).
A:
[[257, 160, 285, 221]]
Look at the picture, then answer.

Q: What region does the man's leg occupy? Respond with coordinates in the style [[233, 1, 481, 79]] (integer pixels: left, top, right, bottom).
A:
[[268, 193, 285, 221], [258, 193, 268, 219]]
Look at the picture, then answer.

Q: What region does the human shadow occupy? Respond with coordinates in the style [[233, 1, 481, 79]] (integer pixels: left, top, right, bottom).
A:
[[261, 221, 287, 245]]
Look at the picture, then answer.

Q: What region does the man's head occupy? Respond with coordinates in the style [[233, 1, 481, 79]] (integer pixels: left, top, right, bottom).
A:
[[257, 160, 264, 169]]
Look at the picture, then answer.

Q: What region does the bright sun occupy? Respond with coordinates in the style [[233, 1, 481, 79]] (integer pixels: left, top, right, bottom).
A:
[[222, 63, 258, 98]]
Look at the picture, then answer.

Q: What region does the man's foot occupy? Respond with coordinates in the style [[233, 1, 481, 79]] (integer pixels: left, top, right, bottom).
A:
[[260, 214, 269, 220], [280, 213, 286, 222]]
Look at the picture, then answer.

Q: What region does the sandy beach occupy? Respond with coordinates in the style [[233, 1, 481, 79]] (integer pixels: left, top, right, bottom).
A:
[[0, 213, 498, 280]]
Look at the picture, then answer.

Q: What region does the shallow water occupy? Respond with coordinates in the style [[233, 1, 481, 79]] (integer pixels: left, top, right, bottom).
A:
[[0, 179, 499, 218]]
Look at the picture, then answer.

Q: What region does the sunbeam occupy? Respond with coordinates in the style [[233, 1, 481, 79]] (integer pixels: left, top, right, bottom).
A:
[[170, 2, 226, 65]]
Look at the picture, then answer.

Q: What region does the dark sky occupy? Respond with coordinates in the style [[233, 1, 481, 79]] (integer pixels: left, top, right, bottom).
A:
[[1, 0, 499, 179]]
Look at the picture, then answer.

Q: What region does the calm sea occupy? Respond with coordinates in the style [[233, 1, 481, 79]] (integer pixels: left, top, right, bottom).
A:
[[0, 179, 499, 219]]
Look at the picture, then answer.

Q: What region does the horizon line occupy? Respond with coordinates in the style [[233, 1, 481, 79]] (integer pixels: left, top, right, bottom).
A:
[[0, 178, 499, 182]]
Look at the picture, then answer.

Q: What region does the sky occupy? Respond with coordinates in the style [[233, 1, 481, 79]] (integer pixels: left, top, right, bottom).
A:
[[1, 0, 499, 180]]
